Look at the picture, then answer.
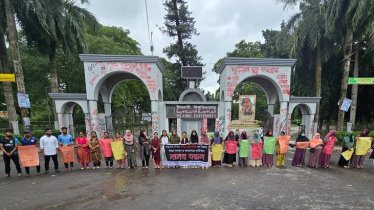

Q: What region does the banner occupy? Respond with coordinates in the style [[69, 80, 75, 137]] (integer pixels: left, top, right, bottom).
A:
[[164, 144, 209, 167], [17, 93, 31, 108], [239, 140, 250, 157], [309, 139, 323, 148], [296, 142, 309, 149], [340, 98, 352, 112], [342, 149, 354, 161], [356, 137, 372, 155], [0, 73, 15, 82], [212, 144, 223, 161], [18, 145, 39, 167], [251, 143, 262, 159], [348, 77, 374, 85], [60, 145, 75, 163], [99, 139, 113, 157], [263, 137, 276, 154], [278, 136, 290, 154], [110, 141, 125, 160], [225, 141, 237, 154]]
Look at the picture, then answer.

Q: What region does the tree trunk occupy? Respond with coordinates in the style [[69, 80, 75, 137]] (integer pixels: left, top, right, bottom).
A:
[[171, 0, 186, 66], [49, 41, 59, 122], [315, 45, 322, 133], [0, 27, 18, 129], [4, 0, 29, 128], [336, 28, 353, 131], [349, 43, 359, 130]]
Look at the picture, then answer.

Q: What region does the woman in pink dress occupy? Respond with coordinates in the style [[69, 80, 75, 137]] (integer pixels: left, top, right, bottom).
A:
[[76, 131, 91, 169], [318, 130, 337, 168]]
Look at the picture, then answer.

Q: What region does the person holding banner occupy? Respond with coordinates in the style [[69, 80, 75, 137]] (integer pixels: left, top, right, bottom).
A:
[[114, 132, 126, 169], [200, 130, 210, 169], [352, 129, 373, 169], [124, 130, 137, 170], [238, 131, 250, 167], [262, 130, 275, 167], [58, 127, 74, 172], [318, 130, 337, 169], [338, 131, 355, 168], [211, 131, 223, 168], [138, 130, 151, 169], [292, 131, 309, 167], [1, 129, 22, 178], [223, 131, 237, 167], [89, 131, 102, 169], [276, 131, 288, 167], [307, 133, 323, 168], [160, 130, 170, 169], [40, 128, 60, 174], [189, 130, 199, 168], [20, 130, 41, 176], [151, 132, 161, 169], [249, 132, 262, 167], [76, 131, 91, 170]]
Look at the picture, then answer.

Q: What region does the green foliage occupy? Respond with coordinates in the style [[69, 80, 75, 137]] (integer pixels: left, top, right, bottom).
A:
[[257, 121, 263, 126], [334, 131, 374, 145], [210, 134, 214, 138]]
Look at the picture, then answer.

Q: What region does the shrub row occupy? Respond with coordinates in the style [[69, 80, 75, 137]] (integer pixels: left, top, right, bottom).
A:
[[335, 131, 374, 146]]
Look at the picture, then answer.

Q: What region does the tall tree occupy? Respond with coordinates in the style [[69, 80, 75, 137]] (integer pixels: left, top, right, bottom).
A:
[[159, 0, 203, 100], [4, 0, 28, 128]]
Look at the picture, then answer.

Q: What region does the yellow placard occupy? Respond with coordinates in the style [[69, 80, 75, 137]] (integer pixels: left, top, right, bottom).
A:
[[110, 141, 125, 160], [212, 144, 223, 161], [342, 149, 354, 161], [356, 137, 372, 155], [0, 74, 15, 82]]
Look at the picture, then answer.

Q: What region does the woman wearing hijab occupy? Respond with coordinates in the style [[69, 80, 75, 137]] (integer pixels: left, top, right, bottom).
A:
[[307, 133, 323, 168], [170, 130, 180, 144], [89, 131, 102, 169], [199, 130, 210, 169], [189, 130, 199, 168], [222, 131, 237, 167], [211, 131, 223, 168], [338, 131, 354, 168], [160, 130, 170, 169], [138, 130, 151, 169], [151, 132, 161, 169], [276, 131, 286, 167], [262, 130, 275, 167], [352, 129, 373, 169], [292, 131, 309, 167], [249, 132, 262, 167], [318, 130, 337, 169], [238, 131, 249, 167], [124, 130, 137, 170]]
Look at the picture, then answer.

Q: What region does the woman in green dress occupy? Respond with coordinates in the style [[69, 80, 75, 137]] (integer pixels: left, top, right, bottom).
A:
[[124, 130, 137, 170]]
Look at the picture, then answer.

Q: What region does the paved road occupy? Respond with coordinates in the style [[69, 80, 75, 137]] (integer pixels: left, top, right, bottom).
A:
[[1, 147, 373, 210]]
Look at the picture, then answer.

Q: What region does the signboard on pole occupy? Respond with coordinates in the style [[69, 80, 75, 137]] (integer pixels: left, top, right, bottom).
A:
[[0, 74, 15, 82], [340, 98, 352, 112], [348, 78, 374, 85], [17, 93, 31, 108]]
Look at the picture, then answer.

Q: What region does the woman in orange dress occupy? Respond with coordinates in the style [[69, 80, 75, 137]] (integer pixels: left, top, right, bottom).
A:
[[114, 132, 126, 169], [76, 131, 91, 169]]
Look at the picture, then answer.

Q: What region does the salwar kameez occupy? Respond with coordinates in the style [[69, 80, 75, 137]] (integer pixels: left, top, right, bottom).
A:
[[89, 138, 102, 167], [276, 144, 285, 166], [151, 138, 161, 166], [292, 148, 306, 166], [125, 144, 137, 168], [114, 138, 126, 168], [76, 137, 91, 168], [161, 136, 169, 167], [307, 145, 322, 168], [261, 154, 273, 166]]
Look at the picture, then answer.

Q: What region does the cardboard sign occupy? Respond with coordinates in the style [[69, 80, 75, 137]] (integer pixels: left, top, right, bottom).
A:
[[18, 145, 39, 167], [212, 144, 223, 161], [356, 137, 372, 155], [263, 137, 276, 154], [99, 139, 113, 157], [342, 149, 354, 161], [225, 141, 237, 154], [110, 141, 125, 160], [60, 145, 75, 163], [296, 142, 309, 149], [251, 143, 262, 159], [309, 139, 323, 148], [239, 140, 250, 157], [278, 136, 290, 154]]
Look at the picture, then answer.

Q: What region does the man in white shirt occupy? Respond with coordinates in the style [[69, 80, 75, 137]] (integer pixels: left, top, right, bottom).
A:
[[259, 126, 264, 142], [40, 128, 60, 174]]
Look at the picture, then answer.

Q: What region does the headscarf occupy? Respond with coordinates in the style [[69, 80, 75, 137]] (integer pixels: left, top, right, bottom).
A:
[[358, 129, 370, 137], [170, 131, 180, 144], [324, 130, 337, 142], [213, 130, 221, 144], [312, 133, 321, 140], [344, 131, 354, 148], [296, 131, 309, 142], [264, 130, 273, 137], [226, 131, 236, 141], [240, 131, 248, 140], [124, 130, 134, 145], [190, 130, 199, 143], [200, 130, 209, 144], [252, 132, 261, 143]]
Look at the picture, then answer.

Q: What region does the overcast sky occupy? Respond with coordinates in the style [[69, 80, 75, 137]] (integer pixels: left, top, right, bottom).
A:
[[84, 0, 299, 94]]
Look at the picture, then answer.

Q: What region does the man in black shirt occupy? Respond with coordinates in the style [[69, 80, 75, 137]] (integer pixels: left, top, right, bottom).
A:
[[0, 129, 22, 178]]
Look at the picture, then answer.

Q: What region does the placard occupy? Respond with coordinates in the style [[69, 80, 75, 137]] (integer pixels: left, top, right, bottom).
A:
[[225, 141, 237, 154], [212, 144, 223, 161], [356, 137, 372, 155], [111, 141, 125, 160], [239, 140, 250, 157], [278, 136, 290, 154], [60, 145, 75, 163], [263, 137, 276, 154], [17, 93, 31, 108], [18, 145, 39, 167]]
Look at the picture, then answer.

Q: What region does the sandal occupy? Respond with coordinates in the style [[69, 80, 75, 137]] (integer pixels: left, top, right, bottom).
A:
[[105, 166, 109, 169], [17, 173, 22, 177], [81, 167, 85, 170], [127, 167, 131, 169], [92, 167, 96, 170], [36, 173, 41, 176], [64, 168, 69, 172], [71, 168, 74, 171], [3, 174, 10, 179], [109, 167, 113, 169], [25, 174, 30, 177]]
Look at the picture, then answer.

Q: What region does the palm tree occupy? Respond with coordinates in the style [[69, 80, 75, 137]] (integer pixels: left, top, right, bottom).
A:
[[279, 0, 334, 131], [326, 0, 374, 131]]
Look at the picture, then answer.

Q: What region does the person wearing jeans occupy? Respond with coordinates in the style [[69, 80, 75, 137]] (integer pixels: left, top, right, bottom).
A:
[[20, 130, 41, 176], [0, 129, 22, 178], [40, 128, 60, 174], [58, 127, 74, 171]]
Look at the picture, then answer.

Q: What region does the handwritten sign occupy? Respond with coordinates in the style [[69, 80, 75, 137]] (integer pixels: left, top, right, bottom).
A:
[[110, 141, 125, 160], [296, 142, 309, 149], [60, 145, 75, 163], [263, 137, 276, 154], [342, 149, 354, 161], [239, 140, 250, 157], [356, 137, 372, 155], [225, 141, 237, 154], [251, 143, 262, 159], [18, 146, 39, 167], [212, 144, 223, 161], [309, 139, 323, 148], [166, 105, 218, 118], [278, 136, 290, 154], [99, 139, 113, 157]]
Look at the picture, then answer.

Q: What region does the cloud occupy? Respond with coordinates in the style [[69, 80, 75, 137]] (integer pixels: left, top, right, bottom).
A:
[[85, 0, 299, 96]]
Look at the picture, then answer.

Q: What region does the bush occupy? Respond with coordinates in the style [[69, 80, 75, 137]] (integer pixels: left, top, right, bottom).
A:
[[335, 131, 374, 146], [0, 134, 23, 140], [257, 121, 263, 126], [210, 134, 214, 138]]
